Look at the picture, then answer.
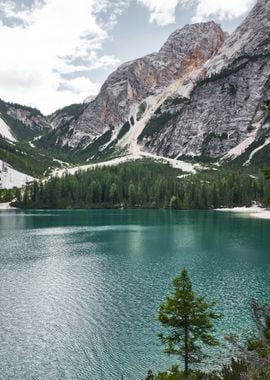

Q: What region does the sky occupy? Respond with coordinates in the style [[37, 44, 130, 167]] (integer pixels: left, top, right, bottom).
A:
[[0, 0, 256, 115]]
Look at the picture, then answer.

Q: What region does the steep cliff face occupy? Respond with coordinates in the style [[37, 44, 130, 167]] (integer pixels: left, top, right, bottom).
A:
[[55, 22, 225, 149], [139, 0, 270, 159]]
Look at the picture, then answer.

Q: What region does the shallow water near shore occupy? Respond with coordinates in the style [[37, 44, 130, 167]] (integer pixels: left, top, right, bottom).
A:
[[0, 209, 270, 379]]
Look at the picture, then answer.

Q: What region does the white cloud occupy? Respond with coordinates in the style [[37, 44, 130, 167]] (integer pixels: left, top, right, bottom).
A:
[[137, 0, 255, 25], [192, 0, 256, 23], [61, 77, 101, 95], [137, 0, 180, 25], [0, 0, 126, 114]]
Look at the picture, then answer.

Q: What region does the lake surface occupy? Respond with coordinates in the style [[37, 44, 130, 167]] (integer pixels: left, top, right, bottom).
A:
[[0, 210, 270, 379]]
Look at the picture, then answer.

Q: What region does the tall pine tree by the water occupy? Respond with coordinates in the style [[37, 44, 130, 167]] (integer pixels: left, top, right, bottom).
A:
[[158, 269, 221, 378]]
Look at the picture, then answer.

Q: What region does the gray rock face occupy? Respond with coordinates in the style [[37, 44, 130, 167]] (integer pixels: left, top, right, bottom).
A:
[[56, 22, 225, 148], [7, 107, 50, 133], [140, 0, 270, 158]]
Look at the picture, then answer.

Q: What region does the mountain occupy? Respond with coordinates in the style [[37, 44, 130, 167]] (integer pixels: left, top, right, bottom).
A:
[[0, 99, 73, 187], [0, 0, 269, 183], [36, 103, 88, 151], [49, 103, 87, 131], [45, 22, 226, 153], [0, 99, 54, 188], [138, 0, 270, 162], [0, 99, 51, 142], [40, 0, 270, 166]]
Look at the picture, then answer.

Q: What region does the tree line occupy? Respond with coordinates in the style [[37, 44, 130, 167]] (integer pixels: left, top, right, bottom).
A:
[[14, 160, 270, 209]]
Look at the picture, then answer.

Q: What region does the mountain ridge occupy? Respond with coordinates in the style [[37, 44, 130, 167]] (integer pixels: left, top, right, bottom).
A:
[[0, 0, 269, 188]]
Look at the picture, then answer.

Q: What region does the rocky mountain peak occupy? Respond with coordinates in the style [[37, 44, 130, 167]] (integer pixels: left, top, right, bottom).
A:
[[139, 0, 270, 161], [159, 22, 224, 63], [57, 22, 226, 149]]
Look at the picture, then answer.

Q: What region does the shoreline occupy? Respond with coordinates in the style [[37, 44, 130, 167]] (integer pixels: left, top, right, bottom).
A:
[[215, 205, 270, 220], [0, 202, 16, 210], [1, 202, 270, 219]]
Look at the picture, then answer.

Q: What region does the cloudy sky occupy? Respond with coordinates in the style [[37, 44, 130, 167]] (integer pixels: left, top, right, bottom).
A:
[[0, 0, 256, 114]]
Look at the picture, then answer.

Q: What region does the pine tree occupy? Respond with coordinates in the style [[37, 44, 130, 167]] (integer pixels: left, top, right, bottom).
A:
[[109, 183, 118, 203], [145, 370, 154, 380], [158, 269, 221, 378], [247, 299, 270, 357], [128, 183, 136, 206]]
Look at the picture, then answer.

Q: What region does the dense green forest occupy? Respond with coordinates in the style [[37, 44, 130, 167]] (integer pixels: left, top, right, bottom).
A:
[[13, 159, 270, 209]]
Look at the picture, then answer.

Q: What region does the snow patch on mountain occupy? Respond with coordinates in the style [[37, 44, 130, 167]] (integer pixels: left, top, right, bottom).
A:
[[0, 160, 34, 189], [51, 153, 197, 179], [220, 120, 263, 162], [243, 137, 270, 166], [0, 117, 16, 142]]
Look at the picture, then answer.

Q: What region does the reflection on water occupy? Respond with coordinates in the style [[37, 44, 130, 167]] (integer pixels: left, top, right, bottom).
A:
[[0, 210, 270, 379]]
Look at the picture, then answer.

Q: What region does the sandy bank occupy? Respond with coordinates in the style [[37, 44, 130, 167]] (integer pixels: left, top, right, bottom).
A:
[[216, 205, 270, 220], [0, 202, 16, 210]]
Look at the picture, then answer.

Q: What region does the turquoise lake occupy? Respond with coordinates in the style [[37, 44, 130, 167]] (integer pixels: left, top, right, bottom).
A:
[[0, 210, 270, 379]]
